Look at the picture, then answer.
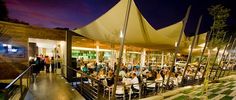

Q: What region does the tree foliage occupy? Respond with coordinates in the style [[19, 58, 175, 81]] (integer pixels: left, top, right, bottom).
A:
[[208, 4, 230, 48], [0, 0, 8, 21]]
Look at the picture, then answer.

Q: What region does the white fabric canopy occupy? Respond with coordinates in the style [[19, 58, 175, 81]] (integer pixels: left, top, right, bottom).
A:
[[74, 0, 187, 50], [182, 32, 207, 55]]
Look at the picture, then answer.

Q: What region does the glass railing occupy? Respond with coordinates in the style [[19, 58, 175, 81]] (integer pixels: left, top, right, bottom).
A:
[[66, 67, 174, 100], [0, 64, 34, 100]]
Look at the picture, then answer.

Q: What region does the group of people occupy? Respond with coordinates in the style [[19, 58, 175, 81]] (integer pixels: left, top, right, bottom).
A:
[[29, 55, 61, 74], [76, 60, 204, 94]]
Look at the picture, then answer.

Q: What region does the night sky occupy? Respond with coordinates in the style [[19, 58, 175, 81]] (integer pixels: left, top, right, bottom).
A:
[[5, 0, 236, 36]]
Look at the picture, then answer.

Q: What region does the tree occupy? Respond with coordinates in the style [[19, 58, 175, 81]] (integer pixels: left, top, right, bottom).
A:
[[201, 4, 230, 97], [208, 4, 230, 48], [0, 0, 8, 21]]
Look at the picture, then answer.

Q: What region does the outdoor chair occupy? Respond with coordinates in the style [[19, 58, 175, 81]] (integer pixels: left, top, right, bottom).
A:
[[130, 83, 141, 99], [116, 85, 126, 100], [145, 80, 157, 96]]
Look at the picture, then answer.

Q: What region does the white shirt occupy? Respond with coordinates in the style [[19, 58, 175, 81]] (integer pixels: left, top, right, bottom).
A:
[[122, 77, 131, 85], [119, 70, 126, 78], [131, 76, 139, 90], [142, 69, 149, 76]]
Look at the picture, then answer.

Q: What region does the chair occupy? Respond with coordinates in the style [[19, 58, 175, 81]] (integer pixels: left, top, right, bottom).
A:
[[145, 80, 156, 96], [116, 85, 125, 100], [130, 83, 141, 99], [103, 85, 112, 99]]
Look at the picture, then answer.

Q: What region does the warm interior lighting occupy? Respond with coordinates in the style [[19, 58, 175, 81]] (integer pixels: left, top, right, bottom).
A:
[[213, 47, 218, 51], [120, 30, 123, 38], [72, 47, 111, 52], [175, 42, 177, 47], [188, 45, 191, 51], [177, 53, 181, 56], [198, 43, 205, 48], [127, 51, 141, 54]]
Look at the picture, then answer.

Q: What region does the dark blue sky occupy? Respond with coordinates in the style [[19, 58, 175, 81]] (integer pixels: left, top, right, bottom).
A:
[[6, 0, 236, 36]]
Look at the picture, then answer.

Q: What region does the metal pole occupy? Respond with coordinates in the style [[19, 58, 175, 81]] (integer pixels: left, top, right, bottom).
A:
[[112, 0, 132, 99], [201, 58, 209, 79], [213, 36, 232, 80], [181, 15, 202, 86], [140, 48, 146, 80], [202, 47, 212, 94], [227, 42, 236, 76], [3, 89, 8, 100], [20, 78, 23, 96], [208, 34, 226, 79], [166, 6, 191, 86], [218, 50, 230, 78], [208, 48, 220, 79], [161, 51, 164, 68], [221, 38, 236, 77], [96, 42, 99, 64], [193, 31, 211, 80]]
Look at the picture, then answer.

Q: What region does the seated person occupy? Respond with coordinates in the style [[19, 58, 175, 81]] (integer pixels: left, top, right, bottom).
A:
[[142, 67, 149, 77], [146, 72, 156, 88], [155, 73, 163, 81], [82, 63, 89, 74], [107, 70, 114, 86], [90, 70, 97, 77], [119, 68, 127, 78], [146, 72, 155, 81], [130, 73, 139, 92], [97, 70, 106, 80]]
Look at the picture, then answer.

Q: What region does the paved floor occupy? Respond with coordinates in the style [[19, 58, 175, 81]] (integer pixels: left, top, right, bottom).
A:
[[24, 72, 84, 100], [165, 75, 236, 100]]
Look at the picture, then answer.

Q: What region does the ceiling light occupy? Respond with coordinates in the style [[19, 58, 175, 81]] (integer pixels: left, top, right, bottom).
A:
[[120, 30, 123, 38]]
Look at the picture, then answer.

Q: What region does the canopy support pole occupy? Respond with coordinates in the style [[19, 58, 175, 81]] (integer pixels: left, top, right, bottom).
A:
[[161, 51, 164, 68], [140, 48, 146, 77], [112, 0, 132, 99], [166, 6, 191, 86], [227, 40, 236, 76], [96, 42, 99, 64], [193, 31, 211, 80], [110, 44, 116, 70], [218, 49, 230, 78], [213, 36, 232, 80], [123, 46, 126, 65], [181, 15, 202, 86], [208, 34, 226, 79], [141, 48, 146, 68], [220, 38, 235, 77]]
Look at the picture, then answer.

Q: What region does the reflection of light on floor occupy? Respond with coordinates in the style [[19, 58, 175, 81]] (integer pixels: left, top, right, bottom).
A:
[[71, 88, 75, 91], [49, 73, 53, 83], [33, 82, 37, 91]]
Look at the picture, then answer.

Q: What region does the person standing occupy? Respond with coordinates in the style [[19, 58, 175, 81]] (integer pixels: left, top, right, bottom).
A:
[[34, 57, 41, 74], [82, 63, 89, 75], [51, 57, 55, 73], [44, 56, 50, 73], [57, 55, 61, 68], [40, 55, 45, 71]]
